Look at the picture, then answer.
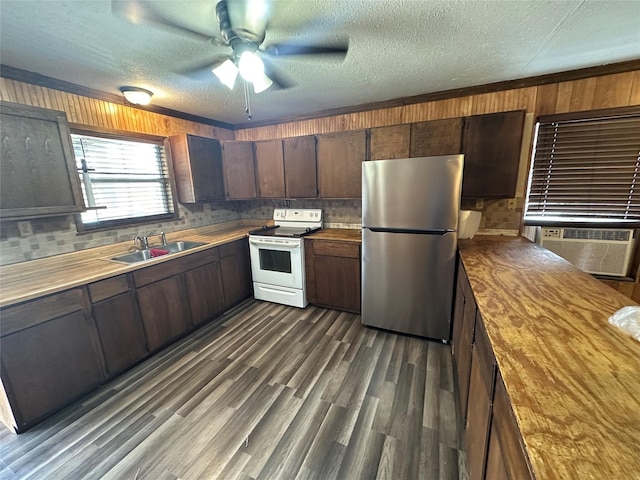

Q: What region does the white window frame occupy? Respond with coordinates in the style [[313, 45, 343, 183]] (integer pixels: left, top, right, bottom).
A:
[[71, 130, 176, 231]]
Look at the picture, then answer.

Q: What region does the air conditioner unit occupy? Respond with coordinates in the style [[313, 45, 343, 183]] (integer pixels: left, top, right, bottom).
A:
[[539, 227, 637, 277]]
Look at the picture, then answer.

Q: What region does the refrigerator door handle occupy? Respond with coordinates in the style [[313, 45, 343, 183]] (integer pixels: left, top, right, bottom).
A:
[[366, 227, 455, 235]]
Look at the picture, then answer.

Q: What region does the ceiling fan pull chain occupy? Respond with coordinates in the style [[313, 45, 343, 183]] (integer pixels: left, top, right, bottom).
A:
[[243, 79, 253, 120]]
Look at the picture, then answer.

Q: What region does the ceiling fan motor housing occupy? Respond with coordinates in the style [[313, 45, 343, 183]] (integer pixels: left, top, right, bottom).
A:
[[216, 0, 266, 49]]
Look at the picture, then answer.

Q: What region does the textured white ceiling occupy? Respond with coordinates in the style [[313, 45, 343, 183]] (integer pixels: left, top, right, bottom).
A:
[[1, 0, 639, 125]]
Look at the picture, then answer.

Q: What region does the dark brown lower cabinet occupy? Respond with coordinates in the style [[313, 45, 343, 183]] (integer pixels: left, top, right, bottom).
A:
[[465, 316, 496, 480], [305, 239, 361, 313], [484, 421, 508, 480], [0, 289, 104, 432], [185, 260, 226, 327], [485, 374, 533, 480], [219, 239, 253, 308], [136, 276, 192, 352], [458, 304, 477, 420], [92, 291, 148, 377]]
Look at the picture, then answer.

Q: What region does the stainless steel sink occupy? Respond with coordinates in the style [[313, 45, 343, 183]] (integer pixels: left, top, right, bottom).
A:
[[110, 241, 207, 264]]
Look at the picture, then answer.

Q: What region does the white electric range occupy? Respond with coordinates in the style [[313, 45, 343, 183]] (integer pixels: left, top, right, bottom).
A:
[[248, 208, 323, 308]]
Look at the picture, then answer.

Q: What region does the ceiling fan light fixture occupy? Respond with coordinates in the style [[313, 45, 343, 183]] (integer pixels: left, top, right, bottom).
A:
[[238, 51, 265, 82], [212, 59, 239, 90], [120, 86, 153, 105], [252, 72, 273, 94]]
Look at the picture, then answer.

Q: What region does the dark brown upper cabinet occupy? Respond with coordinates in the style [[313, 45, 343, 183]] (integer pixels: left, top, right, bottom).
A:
[[170, 134, 225, 203], [369, 124, 411, 160], [283, 135, 318, 198], [410, 118, 464, 157], [461, 110, 526, 198], [0, 101, 85, 220], [254, 139, 286, 198], [317, 130, 366, 198], [221, 141, 257, 199]]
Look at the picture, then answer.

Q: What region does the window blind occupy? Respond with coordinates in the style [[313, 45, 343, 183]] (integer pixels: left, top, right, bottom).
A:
[[524, 111, 640, 225], [72, 133, 174, 229]]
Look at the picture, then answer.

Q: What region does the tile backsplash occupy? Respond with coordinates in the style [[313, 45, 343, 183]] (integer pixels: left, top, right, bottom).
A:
[[0, 202, 240, 266], [460, 197, 523, 235], [0, 199, 363, 266], [0, 196, 522, 265]]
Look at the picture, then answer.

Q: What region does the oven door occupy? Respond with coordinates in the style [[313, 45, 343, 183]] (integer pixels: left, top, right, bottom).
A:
[[249, 236, 304, 290]]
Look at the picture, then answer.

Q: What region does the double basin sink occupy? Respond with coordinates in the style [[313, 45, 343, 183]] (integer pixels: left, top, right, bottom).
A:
[[110, 241, 207, 264]]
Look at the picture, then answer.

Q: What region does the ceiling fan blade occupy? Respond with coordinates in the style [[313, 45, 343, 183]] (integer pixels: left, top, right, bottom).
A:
[[112, 0, 218, 43], [178, 55, 232, 81], [263, 40, 349, 58], [261, 56, 294, 90]]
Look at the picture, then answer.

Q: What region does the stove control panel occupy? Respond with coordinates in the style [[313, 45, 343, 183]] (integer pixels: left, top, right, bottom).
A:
[[274, 209, 323, 223]]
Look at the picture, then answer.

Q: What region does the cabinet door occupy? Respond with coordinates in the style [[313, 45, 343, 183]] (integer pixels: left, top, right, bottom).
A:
[[317, 130, 366, 198], [465, 345, 493, 480], [410, 118, 463, 157], [136, 276, 192, 352], [283, 135, 317, 198], [255, 139, 286, 198], [308, 240, 361, 313], [170, 135, 224, 203], [0, 101, 84, 219], [185, 261, 226, 327], [369, 124, 410, 160], [461, 110, 525, 198], [484, 419, 509, 480], [452, 263, 465, 361], [458, 276, 477, 421], [221, 141, 257, 199], [93, 291, 148, 377], [485, 374, 533, 480], [0, 290, 103, 431], [220, 239, 252, 308]]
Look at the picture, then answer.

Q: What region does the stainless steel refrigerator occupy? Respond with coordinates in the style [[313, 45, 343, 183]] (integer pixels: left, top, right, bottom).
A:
[[361, 155, 464, 341]]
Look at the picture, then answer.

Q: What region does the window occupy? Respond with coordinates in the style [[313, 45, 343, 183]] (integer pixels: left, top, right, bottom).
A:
[[72, 132, 175, 230], [524, 107, 640, 226]]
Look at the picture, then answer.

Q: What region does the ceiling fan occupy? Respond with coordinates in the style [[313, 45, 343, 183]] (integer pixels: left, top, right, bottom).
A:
[[112, 0, 349, 94]]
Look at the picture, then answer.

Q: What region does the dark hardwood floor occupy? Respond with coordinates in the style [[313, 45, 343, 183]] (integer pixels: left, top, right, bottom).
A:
[[0, 300, 468, 480]]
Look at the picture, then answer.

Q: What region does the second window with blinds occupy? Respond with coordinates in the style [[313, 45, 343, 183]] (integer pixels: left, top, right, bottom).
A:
[[71, 131, 176, 231]]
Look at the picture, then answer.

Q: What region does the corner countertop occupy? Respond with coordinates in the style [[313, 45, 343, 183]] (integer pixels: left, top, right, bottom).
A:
[[307, 228, 362, 243], [458, 235, 640, 479], [0, 220, 265, 309]]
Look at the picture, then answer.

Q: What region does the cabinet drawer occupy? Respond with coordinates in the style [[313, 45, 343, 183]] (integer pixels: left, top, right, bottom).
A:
[[474, 314, 497, 399], [1, 288, 88, 336], [88, 275, 131, 303], [312, 240, 360, 258], [133, 247, 219, 287]]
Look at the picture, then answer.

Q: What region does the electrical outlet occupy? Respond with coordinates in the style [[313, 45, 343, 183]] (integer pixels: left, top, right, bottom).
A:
[[475, 199, 484, 209], [17, 221, 33, 236], [203, 203, 211, 212], [507, 199, 517, 210]]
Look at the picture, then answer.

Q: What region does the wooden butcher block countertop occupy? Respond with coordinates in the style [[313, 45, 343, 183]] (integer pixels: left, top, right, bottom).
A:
[[459, 235, 640, 480], [0, 220, 267, 308], [307, 228, 362, 243]]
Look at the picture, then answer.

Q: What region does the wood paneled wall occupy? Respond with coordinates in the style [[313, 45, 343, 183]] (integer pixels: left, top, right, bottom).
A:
[[0, 77, 234, 141], [235, 71, 640, 141]]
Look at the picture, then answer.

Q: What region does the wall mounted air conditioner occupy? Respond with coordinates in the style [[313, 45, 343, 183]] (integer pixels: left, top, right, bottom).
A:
[[539, 227, 637, 277]]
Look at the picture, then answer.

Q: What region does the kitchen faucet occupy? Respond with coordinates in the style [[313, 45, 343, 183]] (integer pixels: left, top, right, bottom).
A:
[[133, 232, 166, 250], [133, 236, 149, 250]]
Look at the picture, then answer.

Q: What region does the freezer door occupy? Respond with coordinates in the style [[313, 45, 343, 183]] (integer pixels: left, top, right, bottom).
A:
[[361, 229, 457, 340], [362, 155, 463, 231]]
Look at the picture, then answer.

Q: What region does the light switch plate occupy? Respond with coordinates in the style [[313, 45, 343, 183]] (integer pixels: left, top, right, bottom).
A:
[[17, 221, 33, 236]]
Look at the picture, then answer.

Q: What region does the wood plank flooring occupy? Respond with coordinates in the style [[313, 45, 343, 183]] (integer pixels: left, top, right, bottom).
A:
[[0, 300, 468, 480]]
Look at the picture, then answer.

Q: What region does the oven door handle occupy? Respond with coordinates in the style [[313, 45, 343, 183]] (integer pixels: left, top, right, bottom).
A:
[[249, 238, 301, 248]]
